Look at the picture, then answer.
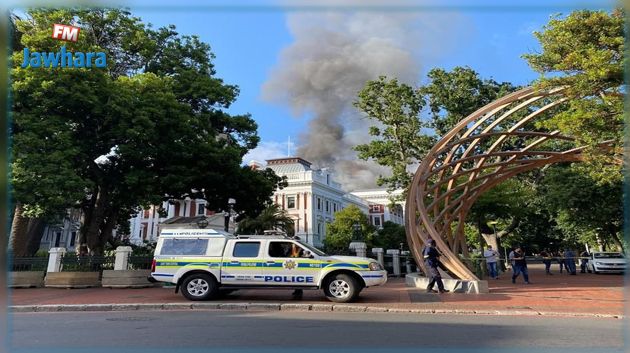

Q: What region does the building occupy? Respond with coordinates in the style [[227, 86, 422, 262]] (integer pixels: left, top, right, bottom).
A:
[[350, 189, 405, 228], [263, 157, 368, 247], [39, 209, 82, 252], [128, 198, 222, 245]]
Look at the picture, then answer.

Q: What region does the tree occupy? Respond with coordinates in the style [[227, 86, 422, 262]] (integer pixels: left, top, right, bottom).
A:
[[372, 221, 407, 251], [324, 205, 375, 250], [10, 8, 279, 255], [538, 165, 623, 252], [236, 204, 294, 236], [523, 8, 624, 183], [354, 69, 518, 202], [353, 77, 433, 201]]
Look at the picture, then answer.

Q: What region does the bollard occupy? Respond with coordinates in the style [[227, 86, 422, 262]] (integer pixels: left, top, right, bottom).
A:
[[386, 249, 401, 277], [114, 246, 133, 270], [349, 242, 367, 258], [372, 248, 384, 267], [47, 248, 66, 273]]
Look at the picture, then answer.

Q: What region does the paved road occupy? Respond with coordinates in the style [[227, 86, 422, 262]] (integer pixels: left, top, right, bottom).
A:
[[9, 310, 624, 353]]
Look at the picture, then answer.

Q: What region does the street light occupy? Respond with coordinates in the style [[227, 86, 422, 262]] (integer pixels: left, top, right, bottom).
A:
[[351, 222, 362, 242], [224, 198, 236, 233]]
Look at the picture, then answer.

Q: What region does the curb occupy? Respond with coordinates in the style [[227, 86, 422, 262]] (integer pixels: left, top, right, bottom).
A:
[[9, 303, 624, 319]]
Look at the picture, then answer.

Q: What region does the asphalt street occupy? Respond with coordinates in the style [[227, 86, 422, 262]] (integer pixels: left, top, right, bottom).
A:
[[9, 310, 625, 353]]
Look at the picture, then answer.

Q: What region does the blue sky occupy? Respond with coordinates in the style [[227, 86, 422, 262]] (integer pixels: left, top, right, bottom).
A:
[[119, 0, 616, 166]]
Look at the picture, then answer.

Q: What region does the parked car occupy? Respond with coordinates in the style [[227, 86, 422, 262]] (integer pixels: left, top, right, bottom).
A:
[[590, 252, 627, 274]]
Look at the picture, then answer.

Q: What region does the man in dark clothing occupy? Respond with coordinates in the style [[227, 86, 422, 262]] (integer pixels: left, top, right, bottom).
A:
[[564, 248, 577, 275], [509, 246, 530, 284], [540, 249, 553, 275], [423, 239, 449, 293]]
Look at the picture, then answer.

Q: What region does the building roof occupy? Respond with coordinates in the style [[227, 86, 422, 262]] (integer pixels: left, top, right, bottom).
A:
[[266, 157, 313, 174]]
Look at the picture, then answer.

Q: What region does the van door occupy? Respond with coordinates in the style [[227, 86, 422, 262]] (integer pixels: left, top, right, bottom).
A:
[[221, 240, 265, 286], [263, 241, 320, 287]]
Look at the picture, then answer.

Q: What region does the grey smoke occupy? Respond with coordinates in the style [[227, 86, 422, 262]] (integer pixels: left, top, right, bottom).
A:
[[262, 1, 465, 190]]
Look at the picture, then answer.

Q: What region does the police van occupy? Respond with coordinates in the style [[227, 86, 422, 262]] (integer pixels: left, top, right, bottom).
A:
[[149, 228, 387, 303]]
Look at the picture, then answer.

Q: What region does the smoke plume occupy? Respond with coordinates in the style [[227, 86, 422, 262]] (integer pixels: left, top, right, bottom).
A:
[[262, 1, 465, 190]]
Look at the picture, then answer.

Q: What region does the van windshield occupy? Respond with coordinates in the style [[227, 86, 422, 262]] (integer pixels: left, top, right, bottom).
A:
[[593, 253, 625, 259], [298, 241, 327, 256]]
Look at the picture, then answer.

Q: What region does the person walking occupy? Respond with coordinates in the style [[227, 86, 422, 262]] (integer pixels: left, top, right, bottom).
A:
[[509, 246, 530, 284], [423, 239, 449, 293], [580, 250, 591, 273], [564, 248, 577, 275], [483, 245, 499, 279], [540, 249, 553, 275]]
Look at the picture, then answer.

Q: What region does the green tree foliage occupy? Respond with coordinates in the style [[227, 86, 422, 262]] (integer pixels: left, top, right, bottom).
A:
[[420, 67, 518, 136], [538, 165, 623, 252], [372, 221, 407, 251], [10, 8, 282, 255], [523, 8, 624, 182], [236, 204, 294, 236], [324, 205, 375, 250], [353, 77, 433, 200]]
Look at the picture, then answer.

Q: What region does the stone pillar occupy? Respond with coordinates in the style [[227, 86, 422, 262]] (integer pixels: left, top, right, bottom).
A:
[[401, 251, 413, 274], [387, 249, 401, 276], [349, 242, 367, 258], [372, 248, 384, 267], [114, 246, 133, 271], [47, 248, 66, 273]]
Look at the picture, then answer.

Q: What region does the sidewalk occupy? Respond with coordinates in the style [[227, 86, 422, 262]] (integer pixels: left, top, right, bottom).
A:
[[9, 265, 626, 318]]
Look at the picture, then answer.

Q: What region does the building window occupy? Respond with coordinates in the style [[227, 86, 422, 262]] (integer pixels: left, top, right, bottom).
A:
[[374, 217, 381, 227], [317, 197, 322, 210], [287, 196, 296, 209], [197, 203, 205, 215], [333, 203, 337, 213], [70, 231, 76, 247], [143, 209, 150, 218], [325, 201, 329, 213]]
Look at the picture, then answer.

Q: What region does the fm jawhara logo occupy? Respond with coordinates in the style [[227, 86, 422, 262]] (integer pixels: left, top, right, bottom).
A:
[[20, 23, 107, 69]]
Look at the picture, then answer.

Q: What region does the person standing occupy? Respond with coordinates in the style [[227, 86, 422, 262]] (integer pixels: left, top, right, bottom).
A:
[[423, 239, 449, 293], [580, 250, 591, 273], [509, 246, 530, 284], [540, 249, 553, 275], [483, 245, 499, 279], [557, 250, 566, 274], [564, 248, 577, 275]]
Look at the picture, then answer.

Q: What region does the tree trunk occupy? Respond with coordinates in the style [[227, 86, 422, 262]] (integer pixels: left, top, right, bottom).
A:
[[82, 186, 109, 255], [608, 231, 624, 253], [10, 203, 30, 256], [25, 217, 46, 256]]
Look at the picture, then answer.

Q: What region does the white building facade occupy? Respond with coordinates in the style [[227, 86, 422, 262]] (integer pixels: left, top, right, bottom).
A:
[[262, 157, 368, 247], [350, 189, 405, 228], [128, 198, 217, 245]]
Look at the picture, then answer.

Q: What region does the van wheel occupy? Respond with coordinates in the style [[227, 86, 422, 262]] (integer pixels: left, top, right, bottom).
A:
[[323, 274, 359, 303], [181, 273, 218, 301]]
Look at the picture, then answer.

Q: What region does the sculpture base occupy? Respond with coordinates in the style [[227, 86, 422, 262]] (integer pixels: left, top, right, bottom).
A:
[[405, 273, 489, 294]]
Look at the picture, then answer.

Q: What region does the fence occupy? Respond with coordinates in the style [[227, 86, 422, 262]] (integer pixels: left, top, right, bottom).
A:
[[128, 255, 153, 270], [60, 254, 115, 273], [10, 256, 49, 272]]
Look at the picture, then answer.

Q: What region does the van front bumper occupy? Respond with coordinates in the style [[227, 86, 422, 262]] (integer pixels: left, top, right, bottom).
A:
[[360, 270, 388, 287]]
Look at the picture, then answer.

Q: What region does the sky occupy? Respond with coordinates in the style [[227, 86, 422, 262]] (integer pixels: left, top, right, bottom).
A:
[[10, 0, 616, 190]]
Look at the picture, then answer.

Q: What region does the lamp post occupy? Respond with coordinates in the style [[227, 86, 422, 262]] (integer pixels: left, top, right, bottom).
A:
[[224, 198, 236, 233], [351, 222, 362, 242]]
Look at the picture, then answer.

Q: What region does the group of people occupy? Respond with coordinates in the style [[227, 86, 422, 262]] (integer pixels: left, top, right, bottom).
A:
[[540, 249, 591, 275], [421, 239, 593, 292]]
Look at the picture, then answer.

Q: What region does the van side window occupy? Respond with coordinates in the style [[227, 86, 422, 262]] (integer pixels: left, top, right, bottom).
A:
[[233, 242, 260, 257], [268, 241, 303, 258], [160, 238, 208, 256]]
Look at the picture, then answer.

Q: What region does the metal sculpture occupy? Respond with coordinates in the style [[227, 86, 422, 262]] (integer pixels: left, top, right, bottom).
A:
[[405, 87, 610, 281]]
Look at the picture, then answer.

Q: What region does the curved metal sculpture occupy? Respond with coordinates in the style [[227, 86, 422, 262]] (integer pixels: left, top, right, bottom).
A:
[[405, 87, 605, 281]]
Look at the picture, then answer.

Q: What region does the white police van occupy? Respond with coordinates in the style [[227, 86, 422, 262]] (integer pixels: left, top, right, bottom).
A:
[[149, 228, 387, 303]]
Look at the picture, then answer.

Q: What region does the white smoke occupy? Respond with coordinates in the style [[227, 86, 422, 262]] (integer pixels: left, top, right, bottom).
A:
[[262, 1, 466, 191]]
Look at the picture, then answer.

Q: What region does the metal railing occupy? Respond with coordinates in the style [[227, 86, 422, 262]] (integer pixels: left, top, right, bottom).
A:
[[10, 256, 49, 272], [60, 255, 115, 273], [128, 255, 153, 270]]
